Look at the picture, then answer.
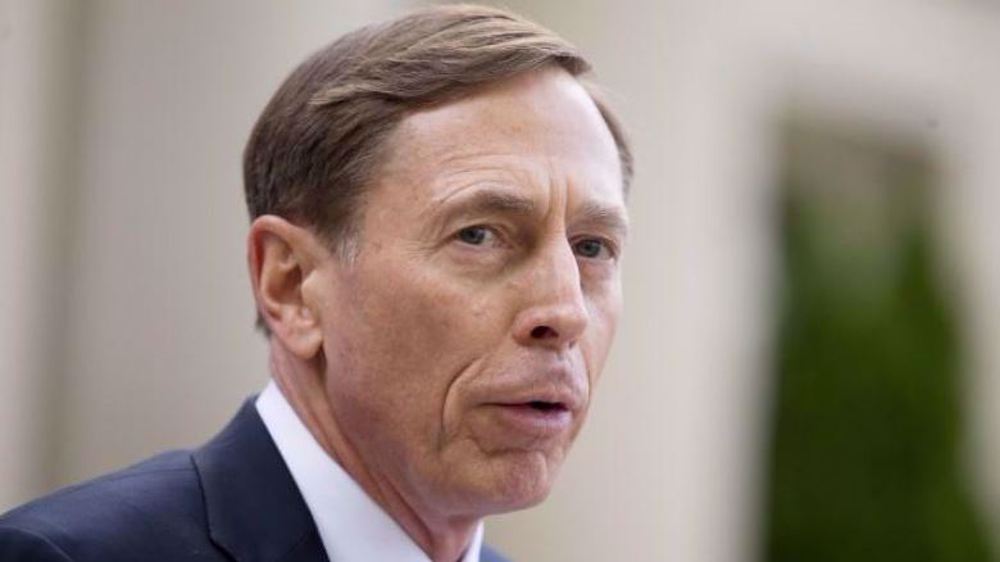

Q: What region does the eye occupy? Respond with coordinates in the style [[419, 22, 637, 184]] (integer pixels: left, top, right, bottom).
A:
[[456, 225, 495, 246], [573, 237, 615, 260]]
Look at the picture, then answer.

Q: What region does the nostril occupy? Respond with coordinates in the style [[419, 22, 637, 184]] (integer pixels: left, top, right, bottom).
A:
[[530, 325, 557, 339]]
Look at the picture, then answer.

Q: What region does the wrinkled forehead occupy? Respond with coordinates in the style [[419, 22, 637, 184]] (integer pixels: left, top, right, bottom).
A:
[[378, 68, 625, 210]]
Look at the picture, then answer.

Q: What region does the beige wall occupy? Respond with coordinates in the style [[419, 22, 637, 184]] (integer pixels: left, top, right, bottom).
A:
[[0, 0, 85, 508], [2, 1, 1000, 561], [0, 0, 50, 507], [0, 0, 402, 499], [55, 0, 402, 485]]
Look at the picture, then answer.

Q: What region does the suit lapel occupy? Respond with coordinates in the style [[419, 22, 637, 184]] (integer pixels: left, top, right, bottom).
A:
[[192, 398, 329, 562]]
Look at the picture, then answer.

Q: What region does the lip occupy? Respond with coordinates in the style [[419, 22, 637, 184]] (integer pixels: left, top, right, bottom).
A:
[[473, 360, 587, 438], [485, 402, 574, 436], [487, 366, 586, 413], [492, 387, 582, 412]]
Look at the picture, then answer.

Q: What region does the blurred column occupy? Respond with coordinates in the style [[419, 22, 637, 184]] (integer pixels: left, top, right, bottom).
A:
[[0, 0, 84, 509]]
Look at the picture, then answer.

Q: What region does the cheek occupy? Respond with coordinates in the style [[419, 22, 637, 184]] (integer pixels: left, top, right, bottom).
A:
[[582, 283, 623, 386], [339, 262, 503, 418]]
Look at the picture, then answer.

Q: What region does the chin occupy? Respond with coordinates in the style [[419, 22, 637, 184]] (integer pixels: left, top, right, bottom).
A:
[[476, 449, 563, 514]]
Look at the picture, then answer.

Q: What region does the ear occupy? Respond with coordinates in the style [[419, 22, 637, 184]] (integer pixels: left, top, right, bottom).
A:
[[247, 215, 329, 359]]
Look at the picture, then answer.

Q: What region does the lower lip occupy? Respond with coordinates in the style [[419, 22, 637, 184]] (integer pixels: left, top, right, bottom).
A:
[[487, 404, 573, 436]]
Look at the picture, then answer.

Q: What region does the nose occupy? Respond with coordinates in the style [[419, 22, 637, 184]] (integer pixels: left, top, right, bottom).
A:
[[512, 241, 589, 351]]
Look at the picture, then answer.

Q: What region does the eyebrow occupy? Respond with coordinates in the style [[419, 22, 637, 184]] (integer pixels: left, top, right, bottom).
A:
[[431, 189, 538, 229], [575, 200, 630, 239], [455, 190, 537, 216], [433, 187, 629, 237]]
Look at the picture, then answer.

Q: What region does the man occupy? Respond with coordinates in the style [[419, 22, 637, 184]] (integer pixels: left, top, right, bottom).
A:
[[0, 4, 632, 561]]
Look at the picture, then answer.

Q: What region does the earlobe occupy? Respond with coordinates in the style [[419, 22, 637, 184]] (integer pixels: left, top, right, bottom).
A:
[[247, 216, 326, 359]]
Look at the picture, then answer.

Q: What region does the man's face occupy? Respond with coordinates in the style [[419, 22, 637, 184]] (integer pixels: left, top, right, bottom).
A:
[[312, 67, 627, 518]]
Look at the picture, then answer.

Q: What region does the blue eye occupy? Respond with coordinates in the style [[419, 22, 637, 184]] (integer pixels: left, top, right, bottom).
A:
[[457, 226, 491, 245], [573, 238, 613, 260]]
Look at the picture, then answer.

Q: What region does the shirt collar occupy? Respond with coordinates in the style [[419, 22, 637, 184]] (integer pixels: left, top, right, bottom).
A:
[[256, 381, 483, 562]]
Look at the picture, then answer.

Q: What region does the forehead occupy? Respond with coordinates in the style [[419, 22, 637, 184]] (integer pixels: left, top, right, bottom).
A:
[[375, 67, 625, 211]]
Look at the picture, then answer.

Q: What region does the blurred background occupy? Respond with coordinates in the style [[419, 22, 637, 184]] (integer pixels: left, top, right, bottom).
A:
[[3, 0, 1000, 560]]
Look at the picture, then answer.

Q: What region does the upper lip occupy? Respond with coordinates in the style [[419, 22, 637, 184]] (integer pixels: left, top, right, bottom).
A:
[[484, 365, 586, 413], [494, 389, 579, 411]]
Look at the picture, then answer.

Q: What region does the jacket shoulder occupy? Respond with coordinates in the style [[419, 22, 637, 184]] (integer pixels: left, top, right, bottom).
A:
[[482, 543, 513, 562], [0, 526, 74, 561], [0, 450, 217, 561]]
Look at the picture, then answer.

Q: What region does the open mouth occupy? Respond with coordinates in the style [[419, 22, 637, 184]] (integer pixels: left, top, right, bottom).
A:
[[486, 399, 574, 436], [527, 400, 567, 413]]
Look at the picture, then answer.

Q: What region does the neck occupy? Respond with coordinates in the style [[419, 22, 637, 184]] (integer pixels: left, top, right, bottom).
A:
[[268, 343, 481, 562]]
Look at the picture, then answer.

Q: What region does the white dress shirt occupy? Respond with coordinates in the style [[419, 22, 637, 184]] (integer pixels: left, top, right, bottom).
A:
[[256, 381, 484, 562]]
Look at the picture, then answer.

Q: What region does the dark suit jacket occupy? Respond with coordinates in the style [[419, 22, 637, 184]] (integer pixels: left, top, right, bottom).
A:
[[0, 398, 510, 562]]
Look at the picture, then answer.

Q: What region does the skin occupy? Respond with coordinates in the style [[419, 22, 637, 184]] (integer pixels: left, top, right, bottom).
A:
[[247, 66, 627, 562]]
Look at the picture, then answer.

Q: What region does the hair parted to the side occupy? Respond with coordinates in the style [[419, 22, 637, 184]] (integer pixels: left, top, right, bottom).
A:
[[244, 3, 633, 333]]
